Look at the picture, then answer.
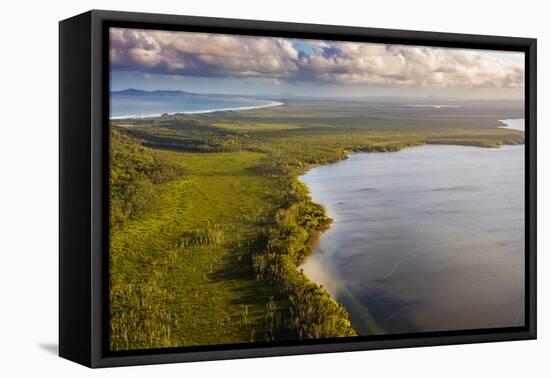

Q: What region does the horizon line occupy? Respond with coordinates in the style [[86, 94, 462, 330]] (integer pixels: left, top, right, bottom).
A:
[[110, 88, 524, 102]]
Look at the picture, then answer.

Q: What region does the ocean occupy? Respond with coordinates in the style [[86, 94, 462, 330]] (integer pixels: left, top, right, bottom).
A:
[[110, 94, 282, 119]]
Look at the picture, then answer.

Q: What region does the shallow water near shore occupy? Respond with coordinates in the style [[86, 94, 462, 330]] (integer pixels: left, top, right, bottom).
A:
[[499, 118, 525, 131], [110, 94, 282, 119], [300, 143, 525, 335]]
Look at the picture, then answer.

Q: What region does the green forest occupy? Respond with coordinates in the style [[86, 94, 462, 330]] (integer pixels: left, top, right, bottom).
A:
[[109, 100, 524, 351]]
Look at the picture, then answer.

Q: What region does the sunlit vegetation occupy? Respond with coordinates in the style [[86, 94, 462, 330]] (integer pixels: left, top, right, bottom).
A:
[[109, 129, 183, 227], [252, 179, 356, 338], [110, 150, 294, 350], [212, 121, 302, 132], [110, 100, 524, 350]]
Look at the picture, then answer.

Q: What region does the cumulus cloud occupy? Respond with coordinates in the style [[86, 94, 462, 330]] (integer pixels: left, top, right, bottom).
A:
[[110, 28, 524, 89]]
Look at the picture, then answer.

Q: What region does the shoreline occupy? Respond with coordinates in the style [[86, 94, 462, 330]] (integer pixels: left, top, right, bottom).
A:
[[297, 139, 525, 336], [497, 118, 525, 132], [110, 100, 284, 120]]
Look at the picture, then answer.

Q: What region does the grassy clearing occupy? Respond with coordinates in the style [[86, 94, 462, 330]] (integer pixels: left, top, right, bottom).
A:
[[110, 150, 291, 350]]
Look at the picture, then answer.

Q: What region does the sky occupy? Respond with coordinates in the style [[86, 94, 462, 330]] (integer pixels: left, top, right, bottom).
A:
[[110, 27, 525, 99]]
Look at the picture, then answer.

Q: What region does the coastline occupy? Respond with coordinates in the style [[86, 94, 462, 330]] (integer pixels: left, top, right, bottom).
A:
[[251, 167, 357, 338], [293, 154, 369, 336], [110, 100, 284, 120]]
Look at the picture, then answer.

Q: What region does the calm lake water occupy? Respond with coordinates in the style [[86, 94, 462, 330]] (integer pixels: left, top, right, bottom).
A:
[[499, 118, 525, 131], [110, 94, 282, 119], [300, 143, 525, 335]]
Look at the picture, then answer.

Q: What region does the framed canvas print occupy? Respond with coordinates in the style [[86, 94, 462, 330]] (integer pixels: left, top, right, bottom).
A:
[[59, 10, 537, 368]]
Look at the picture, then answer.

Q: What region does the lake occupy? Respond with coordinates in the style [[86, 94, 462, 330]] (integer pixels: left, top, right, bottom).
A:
[[499, 118, 525, 131], [300, 142, 525, 335], [110, 94, 282, 119]]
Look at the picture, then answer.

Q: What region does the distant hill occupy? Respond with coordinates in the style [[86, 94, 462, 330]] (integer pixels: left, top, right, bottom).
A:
[[111, 88, 199, 97], [110, 88, 265, 100]]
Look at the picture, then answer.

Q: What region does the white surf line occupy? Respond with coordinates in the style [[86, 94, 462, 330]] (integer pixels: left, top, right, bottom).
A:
[[110, 100, 284, 120]]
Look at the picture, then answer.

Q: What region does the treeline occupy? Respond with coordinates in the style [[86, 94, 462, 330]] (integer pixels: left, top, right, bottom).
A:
[[125, 125, 243, 153], [110, 128, 183, 227], [253, 177, 356, 339]]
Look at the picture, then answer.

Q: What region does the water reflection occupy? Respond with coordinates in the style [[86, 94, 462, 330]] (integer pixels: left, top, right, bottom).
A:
[[300, 144, 525, 335]]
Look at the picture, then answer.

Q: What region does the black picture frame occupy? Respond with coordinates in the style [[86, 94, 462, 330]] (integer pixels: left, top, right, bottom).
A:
[[59, 9, 537, 368]]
